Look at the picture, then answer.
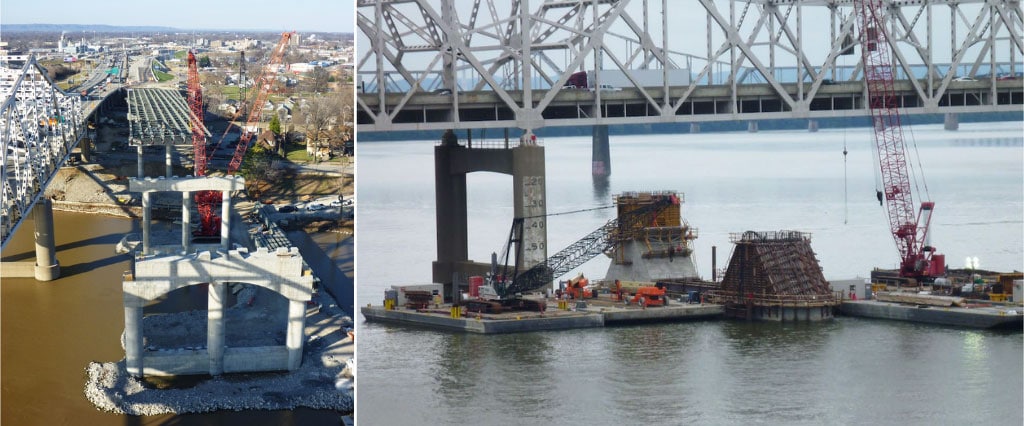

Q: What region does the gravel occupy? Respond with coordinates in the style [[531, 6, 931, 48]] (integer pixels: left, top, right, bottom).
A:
[[85, 288, 354, 416]]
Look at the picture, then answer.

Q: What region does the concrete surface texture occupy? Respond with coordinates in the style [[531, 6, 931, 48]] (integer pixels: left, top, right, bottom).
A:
[[86, 287, 353, 415], [123, 247, 314, 377]]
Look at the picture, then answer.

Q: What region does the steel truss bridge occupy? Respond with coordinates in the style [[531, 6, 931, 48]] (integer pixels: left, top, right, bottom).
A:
[[357, 0, 1023, 133], [1, 56, 86, 248]]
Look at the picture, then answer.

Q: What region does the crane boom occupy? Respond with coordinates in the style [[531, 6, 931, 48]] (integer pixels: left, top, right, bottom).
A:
[[227, 31, 294, 172], [854, 0, 943, 279], [492, 193, 678, 298], [191, 32, 294, 237]]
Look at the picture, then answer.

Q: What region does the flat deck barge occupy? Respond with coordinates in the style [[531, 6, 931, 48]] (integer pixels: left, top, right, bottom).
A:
[[840, 300, 1023, 330], [362, 298, 724, 334]]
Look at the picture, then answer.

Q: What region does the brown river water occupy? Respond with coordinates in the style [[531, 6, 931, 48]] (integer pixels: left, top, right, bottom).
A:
[[1, 212, 343, 425]]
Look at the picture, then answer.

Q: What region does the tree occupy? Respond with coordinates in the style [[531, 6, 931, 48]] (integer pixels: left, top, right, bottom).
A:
[[307, 67, 330, 93], [239, 143, 274, 200], [198, 55, 212, 68], [268, 114, 282, 135]]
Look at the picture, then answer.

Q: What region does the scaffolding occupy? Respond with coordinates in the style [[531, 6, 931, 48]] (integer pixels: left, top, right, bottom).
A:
[[710, 230, 840, 320]]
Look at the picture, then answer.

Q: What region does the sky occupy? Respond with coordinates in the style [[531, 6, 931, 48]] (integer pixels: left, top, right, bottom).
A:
[[1, 0, 354, 33]]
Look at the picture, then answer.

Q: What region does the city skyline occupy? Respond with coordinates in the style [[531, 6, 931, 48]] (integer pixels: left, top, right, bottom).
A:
[[0, 0, 353, 33]]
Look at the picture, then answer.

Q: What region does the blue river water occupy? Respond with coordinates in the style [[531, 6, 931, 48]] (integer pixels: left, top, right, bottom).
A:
[[356, 121, 1023, 424]]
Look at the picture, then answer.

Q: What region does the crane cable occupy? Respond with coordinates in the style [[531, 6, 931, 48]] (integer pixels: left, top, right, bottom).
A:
[[843, 130, 849, 225], [521, 204, 614, 219], [904, 118, 931, 202]]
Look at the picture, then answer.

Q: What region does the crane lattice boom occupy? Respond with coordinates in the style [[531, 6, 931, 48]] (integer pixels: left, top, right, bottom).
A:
[[854, 0, 941, 279]]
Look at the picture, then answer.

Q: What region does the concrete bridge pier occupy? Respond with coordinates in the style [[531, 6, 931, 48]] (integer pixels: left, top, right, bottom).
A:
[[592, 125, 610, 177], [690, 123, 700, 133], [433, 130, 548, 300], [124, 303, 144, 376], [165, 143, 173, 177], [182, 192, 192, 253], [748, 121, 759, 132], [808, 120, 819, 132], [32, 198, 60, 281], [207, 281, 227, 375], [944, 113, 959, 130], [286, 300, 305, 370], [142, 192, 151, 254], [80, 137, 91, 163], [137, 144, 144, 178]]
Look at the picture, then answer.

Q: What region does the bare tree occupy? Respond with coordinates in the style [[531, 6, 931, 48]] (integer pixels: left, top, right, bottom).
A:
[[307, 66, 330, 94], [303, 95, 339, 161]]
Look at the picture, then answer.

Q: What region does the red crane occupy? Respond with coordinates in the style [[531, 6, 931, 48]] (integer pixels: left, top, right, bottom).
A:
[[854, 0, 944, 281], [186, 50, 220, 236], [188, 32, 294, 237]]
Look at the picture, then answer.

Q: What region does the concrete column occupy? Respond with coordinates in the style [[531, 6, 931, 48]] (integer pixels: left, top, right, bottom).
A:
[[690, 123, 700, 133], [142, 192, 151, 255], [221, 190, 230, 252], [207, 282, 226, 376], [944, 113, 959, 130], [808, 120, 819, 132], [433, 140, 468, 297], [124, 305, 144, 376], [137, 144, 144, 178], [286, 299, 305, 371], [80, 137, 91, 163], [748, 121, 759, 132], [182, 191, 191, 253], [512, 145, 547, 269], [592, 125, 610, 177], [32, 198, 60, 281], [165, 143, 172, 178]]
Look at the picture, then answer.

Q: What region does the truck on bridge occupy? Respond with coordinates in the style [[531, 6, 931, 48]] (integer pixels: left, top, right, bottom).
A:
[[564, 69, 691, 90]]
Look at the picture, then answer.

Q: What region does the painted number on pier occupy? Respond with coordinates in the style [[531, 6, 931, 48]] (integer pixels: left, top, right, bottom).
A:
[[522, 176, 546, 266]]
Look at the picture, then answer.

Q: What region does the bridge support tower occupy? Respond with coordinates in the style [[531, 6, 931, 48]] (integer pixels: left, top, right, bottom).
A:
[[592, 125, 611, 177], [944, 113, 959, 131], [433, 130, 547, 300], [32, 199, 60, 281]]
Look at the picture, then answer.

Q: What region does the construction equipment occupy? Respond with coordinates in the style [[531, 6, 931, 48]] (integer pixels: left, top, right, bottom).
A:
[[190, 32, 294, 236], [465, 192, 680, 313], [185, 50, 219, 236], [560, 273, 595, 299], [854, 1, 944, 282], [630, 284, 668, 307]]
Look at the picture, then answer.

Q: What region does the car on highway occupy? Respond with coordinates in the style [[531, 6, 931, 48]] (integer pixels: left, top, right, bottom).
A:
[[953, 76, 976, 82], [277, 205, 296, 213], [306, 203, 326, 211]]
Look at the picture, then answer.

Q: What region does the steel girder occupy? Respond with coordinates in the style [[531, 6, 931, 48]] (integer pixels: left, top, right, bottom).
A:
[[1, 56, 84, 249], [357, 0, 1023, 132]]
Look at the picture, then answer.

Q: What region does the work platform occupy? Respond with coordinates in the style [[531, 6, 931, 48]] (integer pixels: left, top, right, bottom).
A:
[[840, 300, 1023, 330], [361, 297, 724, 334]]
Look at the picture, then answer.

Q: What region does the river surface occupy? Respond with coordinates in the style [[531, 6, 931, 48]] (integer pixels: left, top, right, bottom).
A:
[[1, 213, 349, 425], [356, 121, 1024, 424]]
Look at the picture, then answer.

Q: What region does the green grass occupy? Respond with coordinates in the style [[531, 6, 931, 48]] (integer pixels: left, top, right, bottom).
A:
[[282, 142, 344, 164], [153, 67, 174, 82], [221, 85, 241, 100], [174, 50, 186, 60]]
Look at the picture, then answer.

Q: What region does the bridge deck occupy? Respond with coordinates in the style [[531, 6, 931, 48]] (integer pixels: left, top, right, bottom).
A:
[[127, 88, 208, 146]]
